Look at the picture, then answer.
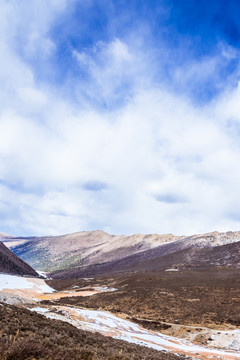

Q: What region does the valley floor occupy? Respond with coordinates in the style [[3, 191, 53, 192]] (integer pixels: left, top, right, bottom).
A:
[[1, 269, 240, 359], [51, 269, 240, 329], [48, 269, 240, 356]]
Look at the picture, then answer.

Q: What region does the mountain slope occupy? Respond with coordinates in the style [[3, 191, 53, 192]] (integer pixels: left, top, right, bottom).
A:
[[49, 238, 240, 278], [0, 241, 38, 276], [2, 230, 240, 278], [2, 231, 178, 272]]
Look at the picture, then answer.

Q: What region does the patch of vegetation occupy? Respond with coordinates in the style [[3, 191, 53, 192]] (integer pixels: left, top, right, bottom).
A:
[[48, 253, 83, 272], [14, 245, 51, 272]]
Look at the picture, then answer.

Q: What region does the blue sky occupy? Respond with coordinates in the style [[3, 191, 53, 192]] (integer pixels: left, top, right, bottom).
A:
[[38, 0, 240, 101], [1, 0, 240, 236]]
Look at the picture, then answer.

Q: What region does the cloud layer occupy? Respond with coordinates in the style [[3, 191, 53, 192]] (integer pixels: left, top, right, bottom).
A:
[[1, 1, 240, 236]]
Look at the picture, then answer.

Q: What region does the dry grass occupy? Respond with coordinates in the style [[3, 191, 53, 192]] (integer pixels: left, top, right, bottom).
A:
[[50, 269, 240, 330]]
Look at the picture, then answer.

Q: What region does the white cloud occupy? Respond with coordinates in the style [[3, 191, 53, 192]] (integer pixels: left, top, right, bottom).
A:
[[1, 85, 240, 236], [73, 38, 151, 106], [0, 1, 240, 236]]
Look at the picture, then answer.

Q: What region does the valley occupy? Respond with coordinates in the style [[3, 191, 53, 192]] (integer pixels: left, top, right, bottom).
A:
[[0, 230, 240, 359], [2, 2, 240, 359]]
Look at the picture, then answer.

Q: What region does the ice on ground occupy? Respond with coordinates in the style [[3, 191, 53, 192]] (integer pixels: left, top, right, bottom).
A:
[[82, 278, 94, 280], [0, 292, 34, 305], [31, 305, 240, 359], [29, 307, 50, 313], [36, 271, 50, 279], [165, 268, 179, 272], [0, 274, 54, 295], [207, 329, 240, 351], [94, 286, 117, 292]]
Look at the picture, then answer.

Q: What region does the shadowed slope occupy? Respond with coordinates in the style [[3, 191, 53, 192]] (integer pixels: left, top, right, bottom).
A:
[[0, 242, 38, 277], [50, 238, 240, 278]]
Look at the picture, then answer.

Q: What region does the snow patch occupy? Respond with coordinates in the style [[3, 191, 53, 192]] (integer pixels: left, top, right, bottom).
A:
[[0, 274, 54, 294], [165, 268, 179, 272], [36, 271, 50, 279], [94, 286, 117, 292], [29, 307, 50, 313]]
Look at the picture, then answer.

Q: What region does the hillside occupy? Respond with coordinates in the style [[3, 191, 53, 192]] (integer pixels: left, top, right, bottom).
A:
[[50, 238, 240, 279], [2, 230, 240, 278], [0, 241, 38, 277], [1, 231, 179, 272]]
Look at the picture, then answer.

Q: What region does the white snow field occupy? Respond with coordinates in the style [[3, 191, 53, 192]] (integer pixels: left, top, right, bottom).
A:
[[0, 273, 54, 301]]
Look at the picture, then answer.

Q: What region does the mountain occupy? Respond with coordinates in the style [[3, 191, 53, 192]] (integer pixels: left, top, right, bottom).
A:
[[0, 241, 38, 277], [2, 230, 240, 278], [46, 231, 240, 278], [1, 231, 178, 273]]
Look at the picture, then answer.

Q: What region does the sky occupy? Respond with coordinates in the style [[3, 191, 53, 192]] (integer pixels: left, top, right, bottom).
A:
[[1, 0, 240, 236]]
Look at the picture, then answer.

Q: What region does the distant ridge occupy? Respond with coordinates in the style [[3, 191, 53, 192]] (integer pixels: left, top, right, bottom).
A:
[[2, 230, 178, 273], [2, 229, 240, 278]]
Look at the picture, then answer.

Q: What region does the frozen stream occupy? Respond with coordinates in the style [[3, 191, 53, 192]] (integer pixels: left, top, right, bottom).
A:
[[31, 305, 240, 360]]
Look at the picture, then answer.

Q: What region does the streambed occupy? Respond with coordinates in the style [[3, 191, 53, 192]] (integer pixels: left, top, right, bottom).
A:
[[30, 304, 240, 360]]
